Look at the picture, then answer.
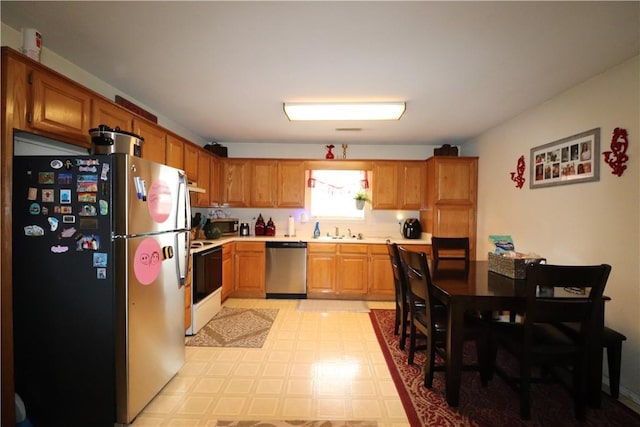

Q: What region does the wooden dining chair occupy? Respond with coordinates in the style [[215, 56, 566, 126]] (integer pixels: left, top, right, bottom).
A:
[[386, 241, 410, 350], [431, 237, 470, 274], [488, 262, 612, 421], [397, 246, 489, 388]]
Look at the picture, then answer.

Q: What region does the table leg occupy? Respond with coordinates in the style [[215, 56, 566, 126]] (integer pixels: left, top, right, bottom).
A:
[[445, 303, 465, 406]]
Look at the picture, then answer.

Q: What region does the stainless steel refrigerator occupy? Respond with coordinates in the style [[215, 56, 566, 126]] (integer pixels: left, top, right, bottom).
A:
[[12, 153, 191, 426]]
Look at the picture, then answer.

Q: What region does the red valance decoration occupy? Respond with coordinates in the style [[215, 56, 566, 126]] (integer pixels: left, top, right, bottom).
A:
[[603, 128, 629, 177]]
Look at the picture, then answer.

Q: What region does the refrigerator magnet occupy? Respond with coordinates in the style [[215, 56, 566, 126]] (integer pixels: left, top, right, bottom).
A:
[[93, 252, 107, 268], [50, 245, 68, 253], [27, 187, 37, 200], [48, 217, 59, 231], [57, 173, 72, 185], [42, 189, 54, 202], [96, 268, 107, 279], [60, 189, 71, 204], [29, 203, 41, 215], [50, 159, 64, 169], [38, 172, 54, 184], [24, 225, 44, 236], [62, 215, 75, 223]]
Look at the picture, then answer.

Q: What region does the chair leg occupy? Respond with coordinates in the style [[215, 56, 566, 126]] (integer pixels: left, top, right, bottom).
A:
[[394, 303, 401, 336], [424, 338, 435, 388], [399, 307, 408, 350], [607, 341, 623, 399], [408, 322, 417, 364], [520, 358, 531, 420]]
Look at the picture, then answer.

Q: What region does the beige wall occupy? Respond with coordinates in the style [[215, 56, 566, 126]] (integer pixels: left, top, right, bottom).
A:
[[466, 56, 640, 403]]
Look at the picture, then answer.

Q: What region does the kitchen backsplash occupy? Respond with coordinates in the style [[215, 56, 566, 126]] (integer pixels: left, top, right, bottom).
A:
[[191, 206, 420, 240]]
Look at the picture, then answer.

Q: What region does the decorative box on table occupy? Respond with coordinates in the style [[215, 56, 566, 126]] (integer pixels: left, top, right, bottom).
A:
[[488, 252, 546, 279]]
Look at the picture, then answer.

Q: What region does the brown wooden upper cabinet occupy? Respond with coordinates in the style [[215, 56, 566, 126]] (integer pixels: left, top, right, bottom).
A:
[[249, 159, 305, 208], [28, 68, 92, 147], [91, 97, 133, 132], [277, 160, 305, 208], [250, 159, 278, 207], [165, 134, 185, 170], [135, 119, 167, 165], [209, 155, 222, 206], [420, 156, 478, 259], [195, 149, 212, 207], [222, 159, 251, 207], [371, 160, 425, 210]]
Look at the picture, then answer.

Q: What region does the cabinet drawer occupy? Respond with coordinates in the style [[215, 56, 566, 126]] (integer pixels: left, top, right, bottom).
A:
[[308, 243, 337, 253], [338, 244, 368, 254], [235, 241, 265, 252], [369, 244, 389, 255]]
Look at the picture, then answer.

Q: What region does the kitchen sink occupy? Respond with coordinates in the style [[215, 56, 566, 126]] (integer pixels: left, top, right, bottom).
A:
[[314, 235, 361, 241]]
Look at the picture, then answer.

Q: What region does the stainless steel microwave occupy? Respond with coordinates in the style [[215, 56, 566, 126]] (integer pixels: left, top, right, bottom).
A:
[[209, 218, 239, 235]]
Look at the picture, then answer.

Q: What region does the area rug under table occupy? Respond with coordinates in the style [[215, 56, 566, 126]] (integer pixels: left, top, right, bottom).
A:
[[297, 299, 370, 313], [369, 309, 640, 427], [186, 307, 278, 348]]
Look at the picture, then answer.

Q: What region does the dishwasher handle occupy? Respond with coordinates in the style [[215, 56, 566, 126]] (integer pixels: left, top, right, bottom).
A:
[[266, 241, 307, 249]]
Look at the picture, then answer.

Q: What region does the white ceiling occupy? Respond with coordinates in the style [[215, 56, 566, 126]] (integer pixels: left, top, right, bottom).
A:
[[2, 1, 639, 146]]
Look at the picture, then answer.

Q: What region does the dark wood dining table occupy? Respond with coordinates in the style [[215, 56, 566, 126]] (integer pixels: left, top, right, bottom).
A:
[[429, 260, 606, 408]]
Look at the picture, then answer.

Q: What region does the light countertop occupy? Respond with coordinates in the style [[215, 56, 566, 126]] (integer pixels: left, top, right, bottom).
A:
[[190, 235, 431, 253]]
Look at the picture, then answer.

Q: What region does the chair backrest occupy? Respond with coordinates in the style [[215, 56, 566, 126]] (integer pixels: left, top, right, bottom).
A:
[[386, 240, 408, 306], [431, 237, 470, 273], [523, 263, 612, 341], [397, 246, 438, 327]]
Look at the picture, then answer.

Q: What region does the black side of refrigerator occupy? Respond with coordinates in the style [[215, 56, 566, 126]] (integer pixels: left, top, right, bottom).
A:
[[12, 156, 116, 426]]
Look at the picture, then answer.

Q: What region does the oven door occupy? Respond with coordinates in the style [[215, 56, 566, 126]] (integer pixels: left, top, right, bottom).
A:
[[192, 246, 222, 304]]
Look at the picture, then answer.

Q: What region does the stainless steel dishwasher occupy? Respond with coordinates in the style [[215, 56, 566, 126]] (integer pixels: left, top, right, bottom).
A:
[[265, 241, 308, 299]]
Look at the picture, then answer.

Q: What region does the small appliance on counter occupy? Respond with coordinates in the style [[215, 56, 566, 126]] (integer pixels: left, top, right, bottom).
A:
[[403, 218, 422, 239], [239, 223, 250, 236]]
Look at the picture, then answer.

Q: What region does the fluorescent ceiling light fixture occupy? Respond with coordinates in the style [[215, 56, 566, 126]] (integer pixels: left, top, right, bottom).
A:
[[283, 102, 406, 121]]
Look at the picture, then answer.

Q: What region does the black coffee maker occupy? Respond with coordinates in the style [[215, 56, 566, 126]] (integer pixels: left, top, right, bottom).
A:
[[403, 218, 422, 239]]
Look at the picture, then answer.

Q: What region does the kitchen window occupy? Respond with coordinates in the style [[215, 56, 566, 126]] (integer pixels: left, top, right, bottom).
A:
[[308, 170, 368, 219]]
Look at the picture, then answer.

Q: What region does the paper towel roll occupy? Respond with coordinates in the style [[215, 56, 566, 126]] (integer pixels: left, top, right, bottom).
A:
[[287, 216, 295, 237]]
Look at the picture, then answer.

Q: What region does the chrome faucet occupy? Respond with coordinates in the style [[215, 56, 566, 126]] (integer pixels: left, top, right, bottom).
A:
[[335, 226, 339, 237], [348, 228, 352, 238]]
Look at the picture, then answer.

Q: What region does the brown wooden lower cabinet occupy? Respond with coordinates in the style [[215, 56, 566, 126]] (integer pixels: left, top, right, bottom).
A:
[[233, 241, 266, 298], [221, 243, 233, 302], [307, 242, 431, 300]]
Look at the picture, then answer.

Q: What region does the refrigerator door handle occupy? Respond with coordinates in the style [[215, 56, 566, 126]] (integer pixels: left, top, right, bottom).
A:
[[178, 170, 192, 231], [175, 231, 189, 287]]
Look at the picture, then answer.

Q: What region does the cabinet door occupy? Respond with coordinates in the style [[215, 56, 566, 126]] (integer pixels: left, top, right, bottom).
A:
[[183, 142, 199, 180], [250, 159, 277, 207], [399, 161, 425, 210], [29, 69, 92, 146], [234, 242, 265, 297], [222, 159, 251, 207], [209, 156, 221, 205], [368, 245, 395, 298], [221, 244, 234, 302], [336, 244, 368, 295], [277, 160, 305, 207], [431, 205, 476, 260], [196, 151, 211, 207], [372, 161, 399, 209], [165, 134, 184, 170], [91, 98, 132, 131], [431, 157, 477, 204], [306, 243, 336, 294], [135, 119, 166, 165]]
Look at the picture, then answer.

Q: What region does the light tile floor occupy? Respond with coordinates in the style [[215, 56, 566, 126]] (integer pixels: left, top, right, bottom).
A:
[[132, 298, 410, 426]]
